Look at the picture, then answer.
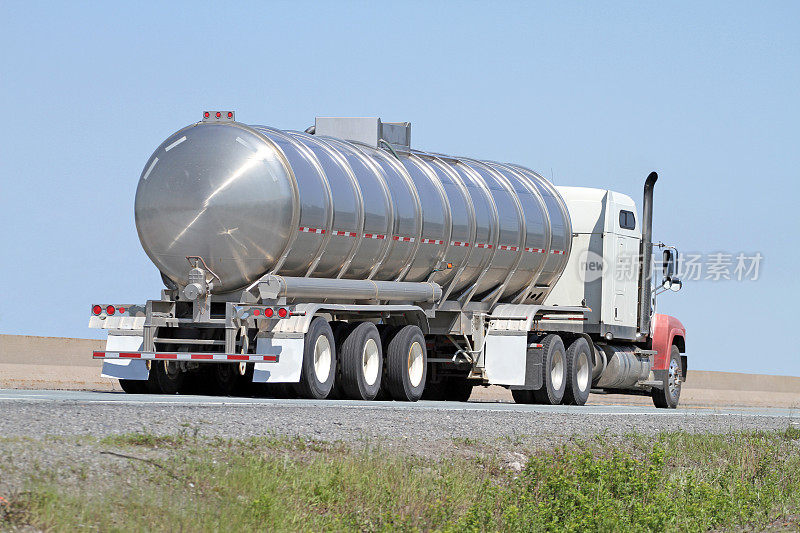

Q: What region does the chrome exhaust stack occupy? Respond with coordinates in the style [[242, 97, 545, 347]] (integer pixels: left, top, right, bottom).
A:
[[638, 172, 658, 338]]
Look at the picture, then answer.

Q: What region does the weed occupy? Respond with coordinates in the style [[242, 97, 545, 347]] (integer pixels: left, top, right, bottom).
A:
[[2, 428, 799, 531]]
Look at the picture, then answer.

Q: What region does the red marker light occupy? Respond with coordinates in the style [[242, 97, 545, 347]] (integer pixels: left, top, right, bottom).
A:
[[264, 308, 274, 318], [227, 112, 233, 119], [118, 307, 125, 314], [277, 308, 288, 318], [106, 305, 116, 315], [92, 305, 102, 315], [203, 111, 210, 118], [253, 309, 260, 316], [215, 112, 221, 118]]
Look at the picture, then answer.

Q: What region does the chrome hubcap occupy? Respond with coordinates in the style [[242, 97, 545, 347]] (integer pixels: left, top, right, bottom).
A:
[[313, 335, 332, 383], [408, 341, 424, 388], [551, 350, 565, 390], [362, 338, 380, 386], [576, 352, 590, 392], [668, 358, 682, 397]]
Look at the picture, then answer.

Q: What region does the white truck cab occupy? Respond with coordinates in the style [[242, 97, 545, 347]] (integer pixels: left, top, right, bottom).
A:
[[545, 187, 642, 341]]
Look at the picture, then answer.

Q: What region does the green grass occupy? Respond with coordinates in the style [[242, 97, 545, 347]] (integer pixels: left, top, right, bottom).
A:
[[2, 428, 799, 531]]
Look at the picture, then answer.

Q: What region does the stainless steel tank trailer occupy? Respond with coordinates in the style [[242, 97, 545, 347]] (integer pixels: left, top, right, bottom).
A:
[[90, 111, 687, 408]]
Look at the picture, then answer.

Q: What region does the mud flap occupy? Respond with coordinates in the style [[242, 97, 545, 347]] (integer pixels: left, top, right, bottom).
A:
[[484, 333, 527, 386], [101, 334, 148, 380], [252, 337, 304, 383]]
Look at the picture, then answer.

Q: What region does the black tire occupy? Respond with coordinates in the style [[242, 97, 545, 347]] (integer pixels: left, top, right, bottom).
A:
[[511, 389, 534, 404], [385, 325, 427, 402], [652, 345, 683, 409], [207, 362, 253, 396], [532, 334, 567, 405], [374, 325, 399, 401], [326, 321, 354, 400], [563, 337, 593, 406], [294, 317, 337, 399], [153, 360, 186, 394], [340, 322, 383, 400], [118, 378, 148, 394], [145, 362, 161, 393]]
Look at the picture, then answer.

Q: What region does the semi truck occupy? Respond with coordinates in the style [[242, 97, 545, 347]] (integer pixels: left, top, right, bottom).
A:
[[90, 112, 687, 408]]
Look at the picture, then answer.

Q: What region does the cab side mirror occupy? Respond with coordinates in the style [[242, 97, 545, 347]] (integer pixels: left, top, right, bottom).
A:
[[663, 249, 676, 278], [661, 249, 682, 292]]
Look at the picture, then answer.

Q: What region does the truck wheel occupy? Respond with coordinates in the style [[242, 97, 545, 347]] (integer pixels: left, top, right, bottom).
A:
[[118, 379, 148, 394], [326, 321, 354, 400], [340, 322, 383, 400], [154, 361, 186, 394], [294, 317, 337, 399], [374, 325, 398, 400], [532, 334, 566, 405], [563, 337, 593, 406], [208, 362, 253, 396], [652, 345, 683, 409], [385, 325, 427, 402]]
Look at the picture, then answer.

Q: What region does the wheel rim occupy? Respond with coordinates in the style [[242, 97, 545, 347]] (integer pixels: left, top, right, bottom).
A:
[[668, 358, 682, 398], [362, 338, 380, 386], [551, 350, 565, 390], [313, 335, 332, 383], [576, 352, 590, 392], [163, 361, 181, 380], [408, 341, 424, 388]]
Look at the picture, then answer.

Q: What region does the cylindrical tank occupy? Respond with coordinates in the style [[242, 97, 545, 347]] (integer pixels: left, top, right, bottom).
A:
[[135, 120, 572, 303]]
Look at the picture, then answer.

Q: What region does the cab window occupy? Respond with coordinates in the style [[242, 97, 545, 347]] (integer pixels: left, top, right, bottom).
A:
[[619, 210, 636, 230]]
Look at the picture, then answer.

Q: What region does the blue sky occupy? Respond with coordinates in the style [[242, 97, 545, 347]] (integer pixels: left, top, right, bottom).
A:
[[1, 2, 798, 375]]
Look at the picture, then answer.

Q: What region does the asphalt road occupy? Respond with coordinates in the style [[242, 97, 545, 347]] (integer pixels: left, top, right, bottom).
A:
[[1, 389, 799, 418], [0, 389, 797, 445]]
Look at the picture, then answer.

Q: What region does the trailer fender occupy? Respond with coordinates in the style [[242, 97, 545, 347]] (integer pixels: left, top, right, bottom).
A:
[[100, 333, 149, 381], [651, 313, 686, 372]]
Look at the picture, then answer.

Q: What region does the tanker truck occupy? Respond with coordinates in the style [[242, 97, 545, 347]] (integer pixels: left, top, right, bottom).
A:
[[90, 112, 687, 408]]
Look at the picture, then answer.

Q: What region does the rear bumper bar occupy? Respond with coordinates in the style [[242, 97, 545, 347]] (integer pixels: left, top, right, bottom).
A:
[[93, 351, 277, 363]]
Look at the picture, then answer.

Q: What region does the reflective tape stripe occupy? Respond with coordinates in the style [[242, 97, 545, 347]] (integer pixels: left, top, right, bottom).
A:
[[141, 158, 158, 181], [420, 238, 444, 245], [392, 236, 415, 242], [498, 245, 519, 251], [475, 243, 493, 249], [525, 247, 546, 253], [551, 250, 565, 255], [331, 230, 358, 237], [164, 136, 187, 152], [363, 233, 386, 240], [298, 226, 326, 234], [93, 351, 278, 362], [451, 241, 470, 247]]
